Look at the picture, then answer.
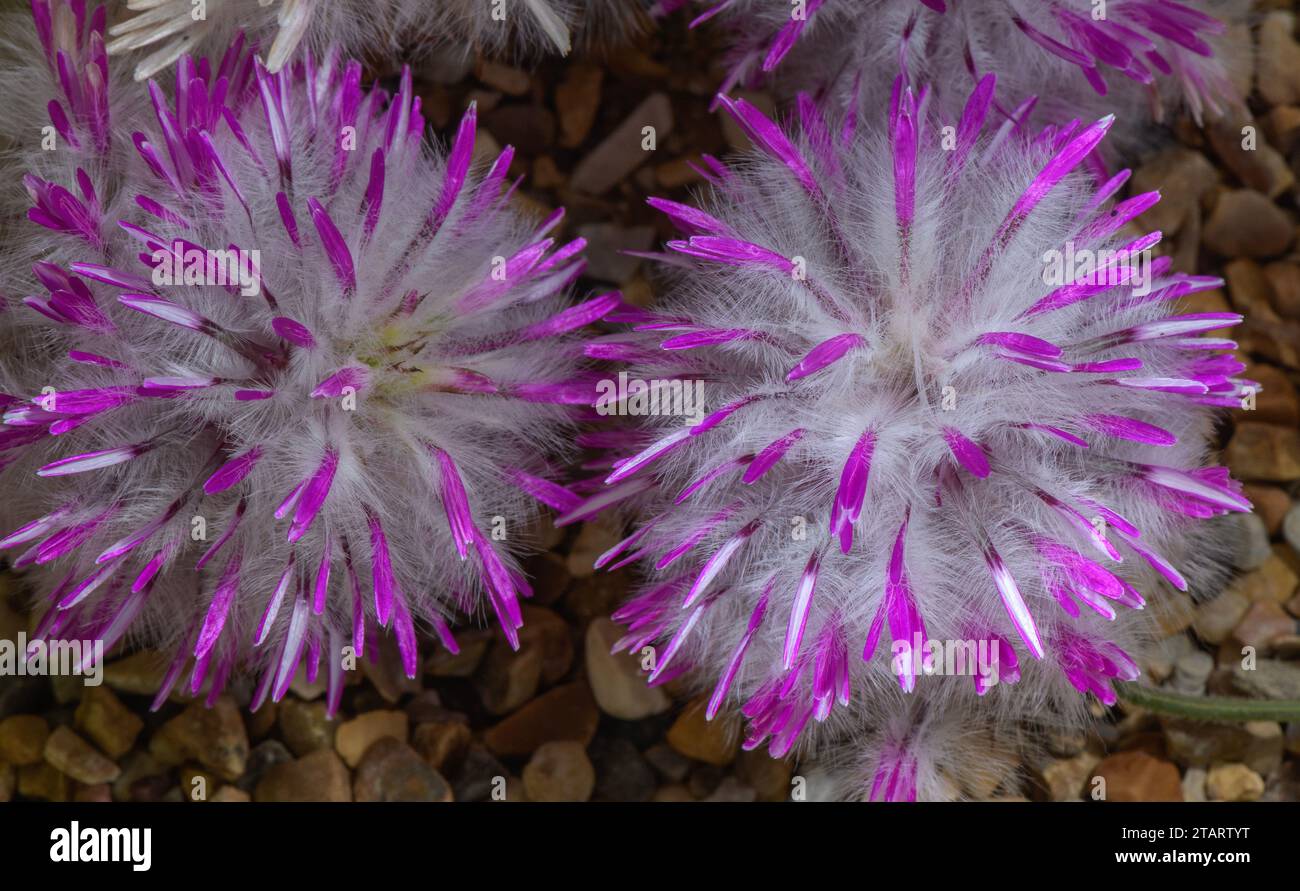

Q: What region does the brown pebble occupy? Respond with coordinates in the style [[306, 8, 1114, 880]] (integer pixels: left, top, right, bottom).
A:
[[483, 682, 599, 758], [74, 686, 143, 760], [0, 715, 50, 766], [43, 726, 119, 785], [354, 737, 453, 802], [335, 710, 408, 768], [1092, 751, 1182, 802], [666, 696, 739, 767], [522, 740, 594, 802], [254, 749, 352, 802], [412, 720, 472, 774]]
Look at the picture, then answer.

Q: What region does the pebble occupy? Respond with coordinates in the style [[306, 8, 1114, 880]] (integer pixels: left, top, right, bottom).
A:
[[1130, 147, 1217, 236], [1202, 190, 1294, 259], [451, 744, 510, 802], [518, 604, 574, 685], [1285, 503, 1300, 557], [1207, 116, 1295, 199], [644, 742, 692, 783], [1092, 751, 1182, 802], [360, 637, 422, 704], [1205, 763, 1265, 802], [555, 63, 603, 148], [246, 701, 278, 740], [1265, 106, 1300, 155], [1243, 485, 1291, 534], [686, 764, 724, 799], [475, 636, 543, 715], [210, 785, 251, 802], [354, 738, 453, 802], [278, 697, 337, 757], [18, 762, 70, 801], [1226, 258, 1280, 318], [335, 710, 408, 768], [476, 59, 531, 96], [1181, 766, 1208, 803], [74, 686, 143, 760], [43, 725, 120, 785], [585, 618, 671, 721], [1227, 659, 1300, 700], [1258, 12, 1300, 107], [1038, 752, 1100, 801], [1228, 553, 1299, 606], [1163, 718, 1284, 776], [652, 784, 694, 801], [180, 766, 219, 802], [566, 521, 622, 578], [574, 223, 655, 284], [570, 92, 673, 195], [112, 751, 165, 802], [667, 697, 738, 767], [1265, 261, 1300, 320], [1192, 588, 1249, 645], [483, 682, 599, 758], [254, 749, 352, 802], [706, 776, 757, 802], [426, 629, 491, 677], [149, 696, 249, 781], [523, 740, 595, 802], [73, 782, 111, 802], [1170, 650, 1214, 695], [1231, 513, 1273, 572], [234, 740, 293, 794], [1231, 600, 1297, 650], [401, 690, 445, 724], [484, 105, 556, 156], [412, 719, 472, 773], [101, 650, 169, 696], [1244, 363, 1300, 427], [589, 737, 655, 802], [656, 155, 705, 189], [564, 572, 629, 625], [1227, 421, 1300, 483], [531, 155, 565, 189], [736, 749, 794, 802], [0, 714, 49, 766]]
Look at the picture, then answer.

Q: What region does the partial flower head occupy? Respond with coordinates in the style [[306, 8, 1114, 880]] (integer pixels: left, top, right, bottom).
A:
[[106, 0, 658, 80], [691, 0, 1248, 158]]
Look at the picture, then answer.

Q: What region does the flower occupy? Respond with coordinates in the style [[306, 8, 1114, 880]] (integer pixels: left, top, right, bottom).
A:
[[104, 0, 656, 80], [572, 80, 1250, 798], [0, 0, 607, 714], [689, 0, 1247, 157]]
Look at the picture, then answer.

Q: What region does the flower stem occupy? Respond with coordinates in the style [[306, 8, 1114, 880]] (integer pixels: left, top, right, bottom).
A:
[[1116, 682, 1300, 723]]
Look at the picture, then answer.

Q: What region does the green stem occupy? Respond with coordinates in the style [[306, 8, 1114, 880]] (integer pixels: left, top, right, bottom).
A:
[[1116, 682, 1300, 723]]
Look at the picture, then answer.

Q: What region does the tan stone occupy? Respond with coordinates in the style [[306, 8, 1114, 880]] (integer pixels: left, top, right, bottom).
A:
[[666, 696, 739, 767], [43, 726, 120, 785], [522, 740, 595, 802], [75, 686, 143, 759], [335, 710, 408, 768], [585, 618, 670, 721], [1092, 751, 1182, 802]]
